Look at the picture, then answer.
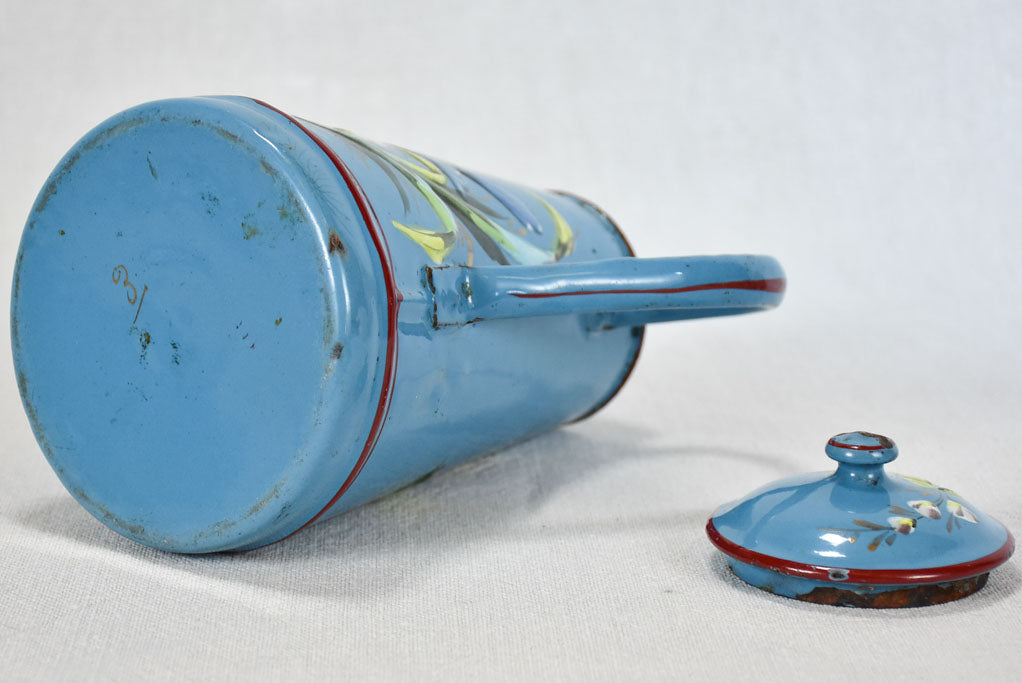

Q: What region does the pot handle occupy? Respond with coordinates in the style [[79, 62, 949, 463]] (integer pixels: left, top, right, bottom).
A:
[[426, 255, 785, 329]]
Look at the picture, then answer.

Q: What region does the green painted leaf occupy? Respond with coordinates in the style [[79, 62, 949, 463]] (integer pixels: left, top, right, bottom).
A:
[[534, 194, 576, 260], [327, 128, 578, 266], [435, 185, 552, 265], [392, 149, 448, 185], [328, 128, 412, 213]]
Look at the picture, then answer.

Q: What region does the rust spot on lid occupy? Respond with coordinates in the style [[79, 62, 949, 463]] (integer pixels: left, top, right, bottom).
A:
[[796, 574, 988, 608], [854, 431, 896, 449], [331, 342, 344, 360]]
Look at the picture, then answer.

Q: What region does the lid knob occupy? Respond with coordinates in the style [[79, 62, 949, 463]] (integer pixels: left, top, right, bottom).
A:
[[826, 431, 898, 465]]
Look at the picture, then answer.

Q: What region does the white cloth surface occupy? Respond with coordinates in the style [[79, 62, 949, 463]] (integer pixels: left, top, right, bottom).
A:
[[2, 1, 1021, 680]]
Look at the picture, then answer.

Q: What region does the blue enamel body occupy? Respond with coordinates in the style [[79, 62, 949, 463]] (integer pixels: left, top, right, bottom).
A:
[[709, 432, 1013, 605], [13, 97, 784, 552]]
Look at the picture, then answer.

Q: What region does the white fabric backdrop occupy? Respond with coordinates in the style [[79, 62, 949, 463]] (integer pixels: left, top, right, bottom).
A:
[[2, 1, 1021, 680]]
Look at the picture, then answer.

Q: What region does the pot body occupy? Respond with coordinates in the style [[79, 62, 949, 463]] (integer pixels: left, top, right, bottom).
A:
[[12, 97, 784, 551]]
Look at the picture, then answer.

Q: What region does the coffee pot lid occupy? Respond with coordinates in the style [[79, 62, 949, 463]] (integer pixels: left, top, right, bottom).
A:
[[706, 431, 1014, 607]]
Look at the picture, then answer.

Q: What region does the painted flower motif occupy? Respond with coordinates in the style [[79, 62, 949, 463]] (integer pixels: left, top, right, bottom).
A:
[[899, 475, 937, 489], [888, 516, 917, 535], [909, 499, 942, 519], [328, 128, 575, 266], [947, 500, 978, 523], [820, 476, 978, 551], [899, 474, 961, 498]]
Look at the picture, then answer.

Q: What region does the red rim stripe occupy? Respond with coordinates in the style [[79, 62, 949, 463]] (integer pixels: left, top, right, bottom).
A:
[[828, 438, 884, 451], [251, 99, 400, 534], [706, 518, 1015, 585], [508, 277, 786, 299]]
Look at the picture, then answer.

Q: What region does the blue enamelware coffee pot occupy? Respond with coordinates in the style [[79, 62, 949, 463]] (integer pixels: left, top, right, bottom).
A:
[[12, 97, 785, 552]]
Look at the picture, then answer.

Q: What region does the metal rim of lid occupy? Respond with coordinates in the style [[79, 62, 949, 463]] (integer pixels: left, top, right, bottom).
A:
[[706, 517, 1015, 585]]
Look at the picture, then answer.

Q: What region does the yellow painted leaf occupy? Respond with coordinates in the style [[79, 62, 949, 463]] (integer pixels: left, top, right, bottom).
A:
[[392, 221, 456, 264], [534, 194, 575, 260]]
